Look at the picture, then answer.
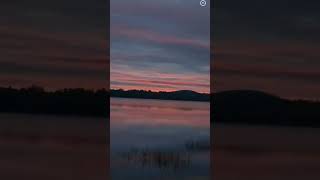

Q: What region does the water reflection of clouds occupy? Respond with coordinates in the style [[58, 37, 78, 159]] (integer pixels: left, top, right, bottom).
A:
[[111, 99, 210, 128], [111, 97, 210, 179], [110, 97, 209, 153]]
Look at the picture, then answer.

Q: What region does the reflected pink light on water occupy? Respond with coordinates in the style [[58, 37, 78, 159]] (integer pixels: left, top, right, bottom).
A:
[[111, 98, 210, 128]]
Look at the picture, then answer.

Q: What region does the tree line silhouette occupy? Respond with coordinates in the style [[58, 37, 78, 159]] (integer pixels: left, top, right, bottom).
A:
[[0, 86, 109, 117], [111, 89, 210, 102], [212, 90, 320, 127], [0, 87, 210, 117], [1, 86, 320, 127]]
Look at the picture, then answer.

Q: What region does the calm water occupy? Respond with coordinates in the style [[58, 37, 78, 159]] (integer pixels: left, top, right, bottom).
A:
[[111, 97, 210, 180]]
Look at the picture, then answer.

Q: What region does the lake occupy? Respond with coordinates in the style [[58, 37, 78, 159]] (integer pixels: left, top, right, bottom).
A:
[[0, 113, 108, 180], [111, 97, 210, 180]]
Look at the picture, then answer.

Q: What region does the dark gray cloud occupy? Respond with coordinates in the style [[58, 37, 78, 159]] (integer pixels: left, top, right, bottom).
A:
[[213, 0, 320, 99], [0, 0, 109, 90], [214, 0, 320, 42]]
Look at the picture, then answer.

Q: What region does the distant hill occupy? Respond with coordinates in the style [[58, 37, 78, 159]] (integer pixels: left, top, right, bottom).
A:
[[212, 90, 320, 127], [111, 89, 210, 102]]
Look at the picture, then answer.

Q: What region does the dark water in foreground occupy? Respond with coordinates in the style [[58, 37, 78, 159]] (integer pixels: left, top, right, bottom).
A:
[[111, 97, 210, 180]]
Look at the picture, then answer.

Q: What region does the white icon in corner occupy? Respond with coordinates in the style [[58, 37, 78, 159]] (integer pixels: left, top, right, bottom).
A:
[[200, 0, 207, 7]]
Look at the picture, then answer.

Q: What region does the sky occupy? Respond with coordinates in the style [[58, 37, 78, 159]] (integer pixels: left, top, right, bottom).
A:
[[2, 0, 319, 99], [213, 0, 320, 100], [110, 0, 210, 93], [0, 0, 109, 90]]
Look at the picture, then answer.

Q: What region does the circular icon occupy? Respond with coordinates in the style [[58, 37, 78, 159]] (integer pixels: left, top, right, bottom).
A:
[[200, 0, 207, 7]]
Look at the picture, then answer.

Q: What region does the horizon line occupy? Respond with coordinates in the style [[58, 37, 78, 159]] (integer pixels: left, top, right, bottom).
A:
[[1, 86, 318, 101], [111, 88, 210, 94]]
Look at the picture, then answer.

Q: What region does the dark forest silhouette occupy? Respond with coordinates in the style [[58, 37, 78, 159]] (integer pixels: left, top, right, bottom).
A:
[[111, 89, 210, 102], [0, 87, 210, 117], [0, 86, 109, 117], [1, 86, 320, 127], [212, 90, 320, 127]]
